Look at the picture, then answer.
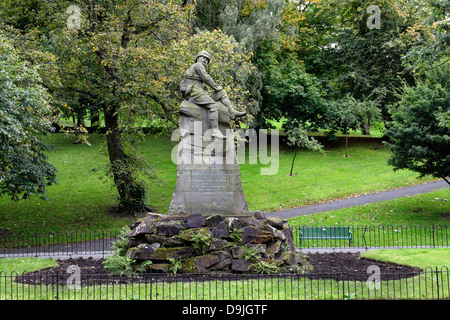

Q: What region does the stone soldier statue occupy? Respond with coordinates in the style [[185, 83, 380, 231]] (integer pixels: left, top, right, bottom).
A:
[[181, 50, 246, 138]]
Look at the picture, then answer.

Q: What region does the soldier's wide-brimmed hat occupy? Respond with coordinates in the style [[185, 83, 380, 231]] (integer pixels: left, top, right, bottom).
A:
[[196, 50, 211, 62]]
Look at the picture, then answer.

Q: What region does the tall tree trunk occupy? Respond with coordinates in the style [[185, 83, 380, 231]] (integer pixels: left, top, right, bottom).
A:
[[361, 118, 371, 135], [345, 119, 349, 157], [90, 108, 100, 132], [289, 150, 297, 176], [76, 111, 85, 127], [103, 105, 145, 214]]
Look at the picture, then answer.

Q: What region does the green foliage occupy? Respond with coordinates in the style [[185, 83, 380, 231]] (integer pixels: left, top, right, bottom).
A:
[[257, 51, 328, 130], [404, 0, 449, 69], [103, 254, 135, 275], [103, 226, 137, 275], [325, 95, 381, 156], [286, 121, 324, 153], [168, 258, 183, 274], [135, 260, 153, 273], [187, 229, 212, 255], [249, 260, 279, 274], [110, 226, 131, 257], [286, 119, 324, 175], [327, 0, 427, 119], [385, 63, 450, 184], [0, 1, 257, 212], [228, 227, 242, 244], [241, 245, 261, 261], [105, 157, 162, 213], [0, 34, 57, 201]]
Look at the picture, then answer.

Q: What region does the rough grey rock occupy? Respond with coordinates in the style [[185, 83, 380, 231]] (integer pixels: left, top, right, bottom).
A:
[[124, 213, 311, 274], [232, 258, 251, 272], [211, 221, 229, 239]]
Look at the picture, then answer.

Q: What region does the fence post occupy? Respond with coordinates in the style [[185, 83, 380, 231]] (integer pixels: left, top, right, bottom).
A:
[[363, 226, 368, 249], [55, 271, 59, 300], [435, 267, 440, 300], [432, 225, 436, 248]]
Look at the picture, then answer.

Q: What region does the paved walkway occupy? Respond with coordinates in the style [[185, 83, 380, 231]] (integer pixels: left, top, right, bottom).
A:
[[267, 180, 449, 220]]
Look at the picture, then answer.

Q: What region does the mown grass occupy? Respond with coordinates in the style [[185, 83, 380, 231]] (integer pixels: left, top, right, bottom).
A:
[[0, 133, 441, 235], [0, 134, 134, 234], [0, 249, 449, 300], [362, 248, 450, 269], [287, 189, 450, 228], [0, 126, 448, 301]]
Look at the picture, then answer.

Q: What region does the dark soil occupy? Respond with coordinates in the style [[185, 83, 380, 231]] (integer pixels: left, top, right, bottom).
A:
[[307, 252, 421, 281], [16, 252, 422, 286]]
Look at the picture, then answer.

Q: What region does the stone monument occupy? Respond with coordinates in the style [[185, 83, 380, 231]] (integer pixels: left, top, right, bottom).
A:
[[167, 50, 249, 216], [120, 52, 311, 275]]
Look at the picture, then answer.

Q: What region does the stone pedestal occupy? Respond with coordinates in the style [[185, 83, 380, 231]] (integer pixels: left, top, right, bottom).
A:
[[168, 100, 249, 216], [125, 213, 312, 274]]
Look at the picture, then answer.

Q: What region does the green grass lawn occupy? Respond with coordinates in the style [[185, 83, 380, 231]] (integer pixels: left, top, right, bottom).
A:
[[0, 257, 58, 273], [0, 134, 135, 234], [241, 139, 439, 213], [0, 132, 442, 234], [0, 134, 442, 233], [0, 249, 448, 300], [0, 130, 448, 300], [288, 189, 450, 227], [361, 248, 450, 269]]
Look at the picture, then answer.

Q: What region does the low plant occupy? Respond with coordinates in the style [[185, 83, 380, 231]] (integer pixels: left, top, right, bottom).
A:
[[135, 260, 153, 273], [188, 229, 212, 255], [103, 226, 136, 275], [241, 245, 261, 261], [229, 227, 242, 244], [103, 254, 135, 275], [168, 258, 183, 274], [111, 226, 131, 256], [249, 260, 279, 274]]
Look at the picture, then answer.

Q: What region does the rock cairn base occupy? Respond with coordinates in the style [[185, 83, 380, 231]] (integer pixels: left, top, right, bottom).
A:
[[125, 212, 311, 274]]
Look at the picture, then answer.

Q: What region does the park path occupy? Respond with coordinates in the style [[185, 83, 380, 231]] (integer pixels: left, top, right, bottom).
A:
[[266, 179, 449, 220]]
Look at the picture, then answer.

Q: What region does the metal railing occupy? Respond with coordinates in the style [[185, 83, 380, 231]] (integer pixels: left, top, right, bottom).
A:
[[0, 225, 449, 258], [293, 225, 450, 250], [0, 230, 119, 258], [1, 267, 449, 300]]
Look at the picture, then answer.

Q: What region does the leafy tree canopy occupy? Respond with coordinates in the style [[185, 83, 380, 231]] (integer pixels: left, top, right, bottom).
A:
[[385, 62, 450, 185], [0, 34, 57, 200]]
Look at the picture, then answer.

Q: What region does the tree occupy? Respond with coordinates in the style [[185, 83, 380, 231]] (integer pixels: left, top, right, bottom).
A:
[[385, 63, 450, 185], [1, 0, 256, 214], [257, 51, 328, 131], [0, 34, 57, 200], [404, 0, 449, 69], [46, 0, 194, 214], [193, 0, 288, 128], [285, 120, 324, 176], [326, 95, 380, 157], [326, 0, 430, 124]]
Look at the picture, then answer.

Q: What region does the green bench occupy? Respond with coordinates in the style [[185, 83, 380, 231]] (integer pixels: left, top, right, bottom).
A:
[[299, 226, 353, 247]]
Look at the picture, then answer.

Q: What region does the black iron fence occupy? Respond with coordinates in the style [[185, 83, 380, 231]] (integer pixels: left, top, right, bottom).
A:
[[0, 230, 120, 257], [1, 225, 448, 258], [1, 225, 450, 300], [292, 225, 449, 250], [1, 267, 449, 300]]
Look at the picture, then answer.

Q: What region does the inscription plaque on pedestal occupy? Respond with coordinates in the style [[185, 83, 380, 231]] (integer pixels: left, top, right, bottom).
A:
[[168, 163, 249, 216]]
